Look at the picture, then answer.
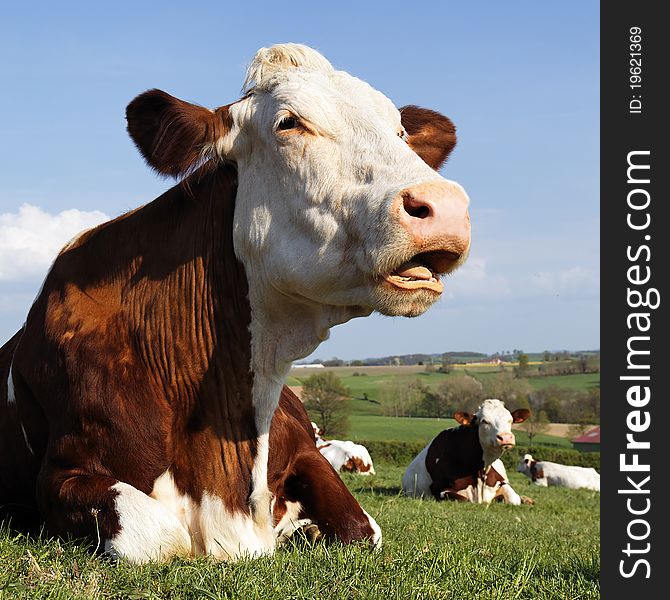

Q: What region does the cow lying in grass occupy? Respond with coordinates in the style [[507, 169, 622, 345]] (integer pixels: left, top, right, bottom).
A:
[[517, 454, 600, 492], [312, 423, 376, 475], [402, 399, 530, 504], [0, 43, 470, 563]]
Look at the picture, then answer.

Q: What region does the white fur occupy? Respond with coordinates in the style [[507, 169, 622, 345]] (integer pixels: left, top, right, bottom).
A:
[[474, 399, 518, 467], [6, 361, 35, 456], [401, 444, 432, 498], [363, 509, 383, 548], [318, 439, 375, 475], [6, 363, 14, 406], [105, 481, 192, 564], [106, 471, 281, 564], [517, 454, 600, 491], [273, 500, 312, 544]]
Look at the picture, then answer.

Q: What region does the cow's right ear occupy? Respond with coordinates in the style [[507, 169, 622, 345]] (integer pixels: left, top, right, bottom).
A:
[[400, 105, 457, 171], [453, 412, 474, 426], [126, 89, 232, 178]]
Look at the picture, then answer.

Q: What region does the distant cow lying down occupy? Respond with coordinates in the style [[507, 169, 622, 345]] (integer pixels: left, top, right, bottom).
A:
[[319, 440, 376, 476], [517, 454, 600, 492], [402, 399, 530, 504]]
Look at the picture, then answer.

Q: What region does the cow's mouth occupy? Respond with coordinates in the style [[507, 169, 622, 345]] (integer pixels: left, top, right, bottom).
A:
[[385, 251, 460, 293]]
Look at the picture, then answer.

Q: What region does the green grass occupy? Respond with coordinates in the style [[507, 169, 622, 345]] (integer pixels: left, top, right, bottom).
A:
[[0, 466, 599, 599], [348, 416, 573, 448]]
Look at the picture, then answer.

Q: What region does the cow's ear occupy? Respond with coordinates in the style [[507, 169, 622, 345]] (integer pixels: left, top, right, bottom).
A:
[[511, 408, 531, 423], [126, 89, 232, 178], [400, 105, 457, 171], [453, 411, 474, 426]]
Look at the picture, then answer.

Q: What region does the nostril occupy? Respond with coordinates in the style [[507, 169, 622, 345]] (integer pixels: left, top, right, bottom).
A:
[[496, 435, 504, 441], [402, 193, 432, 219]]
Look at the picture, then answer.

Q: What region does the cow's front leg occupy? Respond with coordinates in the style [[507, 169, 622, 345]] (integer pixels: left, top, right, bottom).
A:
[[495, 482, 522, 505], [37, 469, 191, 564]]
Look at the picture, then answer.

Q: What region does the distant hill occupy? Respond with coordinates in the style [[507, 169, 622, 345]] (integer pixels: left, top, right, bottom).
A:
[[301, 349, 600, 367]]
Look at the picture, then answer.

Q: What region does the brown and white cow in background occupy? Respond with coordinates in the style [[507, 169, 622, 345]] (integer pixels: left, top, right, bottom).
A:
[[312, 425, 376, 476], [0, 44, 470, 563], [402, 399, 530, 504], [517, 454, 600, 492]]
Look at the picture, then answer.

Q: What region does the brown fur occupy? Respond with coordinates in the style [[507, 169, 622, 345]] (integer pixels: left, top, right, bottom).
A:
[[126, 89, 232, 178], [529, 461, 545, 482], [400, 105, 457, 170], [0, 161, 374, 548]]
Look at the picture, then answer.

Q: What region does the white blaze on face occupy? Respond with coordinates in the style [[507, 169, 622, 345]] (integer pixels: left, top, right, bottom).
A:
[[475, 399, 516, 465], [227, 44, 460, 317]]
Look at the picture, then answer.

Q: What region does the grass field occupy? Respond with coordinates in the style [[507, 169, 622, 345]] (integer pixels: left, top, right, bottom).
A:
[[347, 415, 573, 448], [0, 465, 599, 599]]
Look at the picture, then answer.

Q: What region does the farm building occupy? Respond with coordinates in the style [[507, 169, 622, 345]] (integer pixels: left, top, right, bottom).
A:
[[571, 426, 600, 452]]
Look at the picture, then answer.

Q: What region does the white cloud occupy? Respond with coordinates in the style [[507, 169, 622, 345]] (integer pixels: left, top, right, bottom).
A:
[[0, 204, 109, 281]]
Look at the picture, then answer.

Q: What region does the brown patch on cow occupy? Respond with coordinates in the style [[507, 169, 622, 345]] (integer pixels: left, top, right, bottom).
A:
[[126, 89, 232, 178], [400, 105, 457, 170], [339, 456, 371, 474], [484, 466, 505, 487], [269, 389, 377, 545], [425, 422, 483, 500], [529, 461, 545, 482], [4, 162, 259, 541]]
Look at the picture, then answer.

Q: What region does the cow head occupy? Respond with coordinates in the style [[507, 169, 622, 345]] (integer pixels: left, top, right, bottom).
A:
[[517, 453, 535, 476], [454, 399, 530, 461], [126, 44, 470, 331]]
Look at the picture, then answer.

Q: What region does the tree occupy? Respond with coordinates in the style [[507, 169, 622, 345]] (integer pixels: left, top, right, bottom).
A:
[[379, 379, 425, 417], [301, 372, 351, 437], [481, 372, 532, 409], [515, 353, 530, 378], [439, 354, 453, 374], [522, 410, 550, 448], [421, 374, 484, 417]]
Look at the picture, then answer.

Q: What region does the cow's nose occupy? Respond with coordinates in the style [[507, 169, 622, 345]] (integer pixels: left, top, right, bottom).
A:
[[394, 181, 470, 274], [497, 433, 516, 448]]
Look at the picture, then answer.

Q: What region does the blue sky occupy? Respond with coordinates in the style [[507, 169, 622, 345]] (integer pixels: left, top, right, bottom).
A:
[[0, 1, 599, 360]]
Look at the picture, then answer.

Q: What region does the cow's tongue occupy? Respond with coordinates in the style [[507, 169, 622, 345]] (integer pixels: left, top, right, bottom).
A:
[[394, 261, 433, 281]]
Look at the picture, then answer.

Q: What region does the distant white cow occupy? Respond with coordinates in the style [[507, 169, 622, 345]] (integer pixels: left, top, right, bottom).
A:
[[517, 454, 600, 491], [312, 424, 375, 475]]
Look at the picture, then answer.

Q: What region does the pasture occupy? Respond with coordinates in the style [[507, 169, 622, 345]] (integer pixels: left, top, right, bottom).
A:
[[287, 366, 600, 415], [0, 465, 599, 599], [347, 415, 573, 448]]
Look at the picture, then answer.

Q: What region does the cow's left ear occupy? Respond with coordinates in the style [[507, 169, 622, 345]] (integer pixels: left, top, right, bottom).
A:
[[453, 412, 475, 426], [400, 105, 457, 171], [126, 89, 232, 178], [511, 409, 531, 423]]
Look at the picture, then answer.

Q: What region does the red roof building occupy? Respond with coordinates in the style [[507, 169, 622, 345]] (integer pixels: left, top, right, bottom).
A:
[[571, 426, 600, 452]]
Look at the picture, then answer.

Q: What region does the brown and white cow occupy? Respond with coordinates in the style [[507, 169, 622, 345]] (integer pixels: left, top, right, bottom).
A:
[[402, 399, 530, 504], [0, 44, 469, 562], [517, 453, 600, 491], [314, 433, 376, 476]]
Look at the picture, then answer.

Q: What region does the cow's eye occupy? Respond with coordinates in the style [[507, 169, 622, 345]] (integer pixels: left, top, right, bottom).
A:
[[398, 129, 408, 141], [277, 116, 298, 131], [480, 419, 489, 425]]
